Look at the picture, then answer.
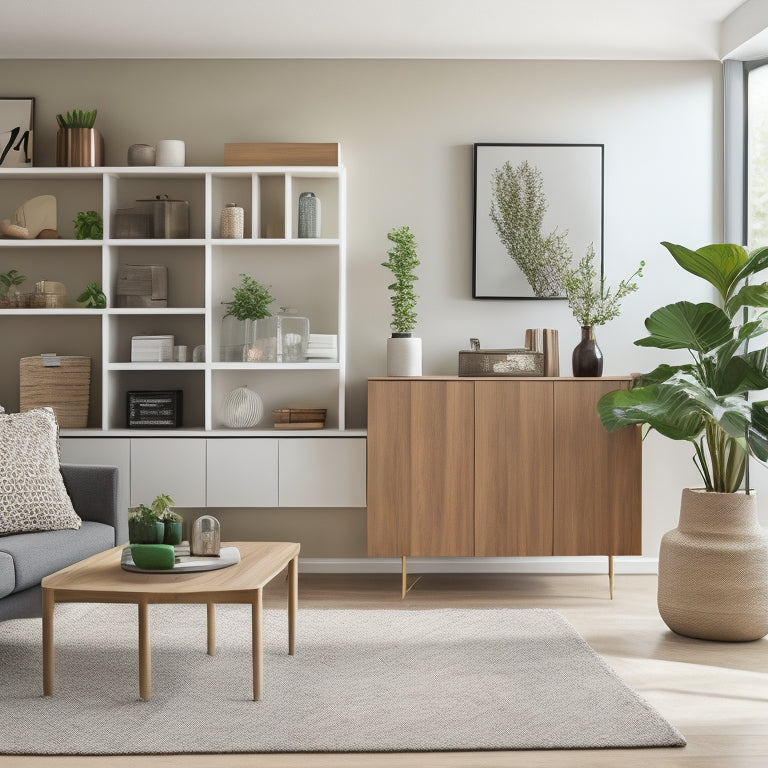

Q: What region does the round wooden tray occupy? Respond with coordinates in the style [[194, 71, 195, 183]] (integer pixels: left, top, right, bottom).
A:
[[120, 546, 241, 573]]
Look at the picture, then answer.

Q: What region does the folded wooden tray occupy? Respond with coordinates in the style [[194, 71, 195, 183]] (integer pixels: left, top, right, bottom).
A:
[[273, 408, 326, 430]]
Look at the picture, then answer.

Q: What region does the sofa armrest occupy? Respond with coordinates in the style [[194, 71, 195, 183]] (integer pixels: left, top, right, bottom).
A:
[[59, 464, 124, 546]]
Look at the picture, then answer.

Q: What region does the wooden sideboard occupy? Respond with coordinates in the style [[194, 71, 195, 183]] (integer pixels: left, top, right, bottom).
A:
[[367, 376, 642, 596]]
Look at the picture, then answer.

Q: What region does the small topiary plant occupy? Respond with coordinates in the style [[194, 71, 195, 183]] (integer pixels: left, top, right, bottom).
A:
[[382, 225, 420, 334], [222, 273, 275, 321]]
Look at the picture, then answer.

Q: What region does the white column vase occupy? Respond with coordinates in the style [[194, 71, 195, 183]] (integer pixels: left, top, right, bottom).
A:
[[387, 335, 422, 376]]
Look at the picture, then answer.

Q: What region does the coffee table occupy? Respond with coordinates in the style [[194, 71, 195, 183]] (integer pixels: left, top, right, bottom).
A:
[[41, 540, 300, 701]]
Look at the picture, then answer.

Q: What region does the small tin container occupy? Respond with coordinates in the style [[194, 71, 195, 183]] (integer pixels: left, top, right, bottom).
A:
[[137, 194, 190, 238]]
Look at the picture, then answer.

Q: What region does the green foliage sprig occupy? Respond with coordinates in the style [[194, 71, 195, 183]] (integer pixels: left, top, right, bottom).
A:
[[56, 109, 97, 129], [489, 160, 571, 297], [222, 273, 275, 321], [76, 282, 106, 308], [0, 268, 25, 298], [129, 493, 176, 522], [564, 245, 644, 327], [382, 225, 420, 334], [73, 210, 103, 240]]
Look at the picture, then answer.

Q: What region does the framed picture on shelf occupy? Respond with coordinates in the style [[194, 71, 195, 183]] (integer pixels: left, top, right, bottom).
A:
[[473, 142, 603, 299], [0, 97, 34, 167]]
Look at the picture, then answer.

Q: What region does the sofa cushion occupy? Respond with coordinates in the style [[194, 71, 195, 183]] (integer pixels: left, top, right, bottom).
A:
[[0, 521, 114, 593], [0, 408, 81, 536], [0, 551, 14, 598]]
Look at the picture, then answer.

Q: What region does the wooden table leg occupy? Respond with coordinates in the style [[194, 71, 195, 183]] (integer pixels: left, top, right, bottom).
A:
[[42, 588, 55, 696], [288, 555, 298, 656], [252, 588, 263, 701], [138, 600, 151, 701], [207, 602, 216, 655], [608, 555, 615, 600]]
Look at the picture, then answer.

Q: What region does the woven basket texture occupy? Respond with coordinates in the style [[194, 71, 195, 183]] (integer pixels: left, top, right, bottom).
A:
[[19, 356, 91, 429]]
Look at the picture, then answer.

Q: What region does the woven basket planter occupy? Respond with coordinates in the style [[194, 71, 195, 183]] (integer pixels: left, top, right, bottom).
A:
[[658, 488, 768, 641], [19, 355, 91, 428]]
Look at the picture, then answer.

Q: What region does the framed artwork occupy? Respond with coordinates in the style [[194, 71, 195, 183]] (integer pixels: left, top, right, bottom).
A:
[[473, 142, 604, 299], [0, 97, 34, 167]]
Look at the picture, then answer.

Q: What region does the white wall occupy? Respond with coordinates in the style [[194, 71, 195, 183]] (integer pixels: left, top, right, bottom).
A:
[[4, 58, 750, 560]]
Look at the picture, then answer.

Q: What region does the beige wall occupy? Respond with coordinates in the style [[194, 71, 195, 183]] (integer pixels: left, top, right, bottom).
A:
[[2, 58, 741, 561]]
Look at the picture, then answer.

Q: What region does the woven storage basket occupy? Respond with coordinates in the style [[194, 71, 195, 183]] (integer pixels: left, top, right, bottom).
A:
[[19, 355, 91, 428]]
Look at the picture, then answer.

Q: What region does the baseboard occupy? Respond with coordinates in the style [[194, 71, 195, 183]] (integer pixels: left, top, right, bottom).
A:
[[298, 556, 659, 575]]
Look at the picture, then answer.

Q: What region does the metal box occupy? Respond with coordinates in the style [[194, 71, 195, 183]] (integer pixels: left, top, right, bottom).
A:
[[458, 346, 544, 377], [137, 194, 189, 238], [116, 264, 168, 308]]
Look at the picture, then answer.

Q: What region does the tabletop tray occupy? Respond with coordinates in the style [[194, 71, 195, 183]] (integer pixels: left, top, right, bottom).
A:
[[121, 546, 241, 573]]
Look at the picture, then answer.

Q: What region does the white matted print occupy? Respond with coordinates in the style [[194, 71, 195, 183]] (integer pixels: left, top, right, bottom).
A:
[[0, 97, 34, 167], [473, 143, 603, 299]]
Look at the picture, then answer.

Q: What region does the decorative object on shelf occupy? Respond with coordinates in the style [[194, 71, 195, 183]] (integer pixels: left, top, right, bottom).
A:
[[525, 328, 560, 376], [130, 334, 174, 362], [597, 241, 768, 641], [136, 194, 190, 238], [173, 345, 188, 363], [191, 514, 221, 556], [127, 390, 183, 429], [19, 354, 91, 428], [220, 273, 276, 362], [0, 97, 34, 166], [73, 209, 103, 240], [220, 386, 264, 428], [127, 143, 156, 166], [75, 282, 106, 308], [224, 141, 339, 166], [298, 192, 320, 238], [382, 225, 421, 376], [571, 326, 603, 377], [306, 333, 338, 361], [0, 268, 26, 308], [192, 344, 205, 362], [116, 264, 168, 308], [458, 338, 544, 377], [155, 139, 185, 167], [220, 202, 244, 239], [564, 244, 644, 376], [56, 109, 103, 167], [273, 407, 326, 430], [0, 194, 57, 239], [114, 207, 152, 238], [257, 308, 310, 363], [473, 143, 603, 299], [32, 279, 66, 308]]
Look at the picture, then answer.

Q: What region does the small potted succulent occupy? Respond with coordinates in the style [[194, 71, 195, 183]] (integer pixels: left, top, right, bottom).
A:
[[56, 108, 103, 167], [161, 509, 184, 546], [382, 225, 421, 376], [128, 493, 175, 544]]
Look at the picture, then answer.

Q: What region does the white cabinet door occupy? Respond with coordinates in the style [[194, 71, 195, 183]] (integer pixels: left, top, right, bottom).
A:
[[130, 438, 206, 507], [60, 437, 131, 516], [206, 439, 279, 507], [278, 438, 366, 507]]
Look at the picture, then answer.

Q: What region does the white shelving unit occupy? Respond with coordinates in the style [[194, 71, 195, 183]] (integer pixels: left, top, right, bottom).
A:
[[0, 165, 347, 434]]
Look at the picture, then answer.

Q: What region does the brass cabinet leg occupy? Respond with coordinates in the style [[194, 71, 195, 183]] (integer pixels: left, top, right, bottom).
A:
[[42, 588, 55, 696], [608, 555, 615, 600], [138, 600, 151, 701], [207, 602, 216, 655]]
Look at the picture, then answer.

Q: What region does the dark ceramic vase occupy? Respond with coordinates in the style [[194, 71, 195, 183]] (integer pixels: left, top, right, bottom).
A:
[[572, 325, 603, 377]]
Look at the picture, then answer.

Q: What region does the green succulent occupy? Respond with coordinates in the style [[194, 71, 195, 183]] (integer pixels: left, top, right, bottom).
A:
[[56, 109, 98, 129]]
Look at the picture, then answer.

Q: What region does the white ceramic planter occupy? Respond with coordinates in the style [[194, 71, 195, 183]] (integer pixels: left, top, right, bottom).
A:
[[387, 335, 422, 376]]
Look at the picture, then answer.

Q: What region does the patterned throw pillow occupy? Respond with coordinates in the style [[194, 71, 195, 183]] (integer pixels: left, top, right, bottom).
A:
[[0, 407, 82, 535]]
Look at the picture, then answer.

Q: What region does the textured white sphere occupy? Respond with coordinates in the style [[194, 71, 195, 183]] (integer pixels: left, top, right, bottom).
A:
[[220, 386, 264, 428]]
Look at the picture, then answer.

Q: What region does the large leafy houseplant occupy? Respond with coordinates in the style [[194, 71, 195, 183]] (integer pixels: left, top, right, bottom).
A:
[[382, 225, 420, 334], [597, 241, 768, 493]]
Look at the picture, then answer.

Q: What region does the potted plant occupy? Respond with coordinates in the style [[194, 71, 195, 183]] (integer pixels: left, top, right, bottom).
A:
[[382, 225, 421, 376], [563, 245, 644, 376], [597, 241, 768, 641], [0, 268, 26, 307], [161, 509, 184, 546], [128, 493, 175, 544], [56, 108, 103, 167], [76, 281, 106, 308], [73, 210, 103, 240], [221, 273, 276, 361]]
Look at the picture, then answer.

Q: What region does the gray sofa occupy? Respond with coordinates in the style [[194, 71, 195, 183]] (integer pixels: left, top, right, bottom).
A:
[[0, 464, 122, 621]]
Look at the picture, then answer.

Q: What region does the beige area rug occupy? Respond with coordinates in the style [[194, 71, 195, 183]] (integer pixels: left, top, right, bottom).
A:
[[0, 606, 685, 754]]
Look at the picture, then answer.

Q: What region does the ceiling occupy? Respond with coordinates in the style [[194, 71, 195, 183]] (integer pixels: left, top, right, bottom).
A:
[[1, 0, 765, 61]]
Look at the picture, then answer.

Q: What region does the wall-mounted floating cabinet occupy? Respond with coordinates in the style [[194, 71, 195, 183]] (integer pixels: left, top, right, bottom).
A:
[[0, 165, 347, 433]]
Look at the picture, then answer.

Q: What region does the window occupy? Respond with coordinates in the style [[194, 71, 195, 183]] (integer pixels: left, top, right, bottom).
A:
[[747, 61, 768, 248]]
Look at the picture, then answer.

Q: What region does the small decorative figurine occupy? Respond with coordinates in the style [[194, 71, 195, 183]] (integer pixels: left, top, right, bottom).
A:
[[191, 515, 221, 556]]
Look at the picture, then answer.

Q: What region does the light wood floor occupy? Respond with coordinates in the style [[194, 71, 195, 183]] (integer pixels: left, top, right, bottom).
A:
[[5, 572, 767, 768]]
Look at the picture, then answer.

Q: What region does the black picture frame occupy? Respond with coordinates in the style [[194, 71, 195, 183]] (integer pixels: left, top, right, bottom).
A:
[[473, 142, 604, 299], [0, 97, 34, 167]]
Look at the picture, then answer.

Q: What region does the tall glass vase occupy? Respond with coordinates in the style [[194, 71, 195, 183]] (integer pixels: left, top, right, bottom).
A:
[[572, 325, 603, 377]]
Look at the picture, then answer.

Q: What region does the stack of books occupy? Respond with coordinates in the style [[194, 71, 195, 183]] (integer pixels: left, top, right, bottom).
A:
[[306, 333, 337, 361]]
